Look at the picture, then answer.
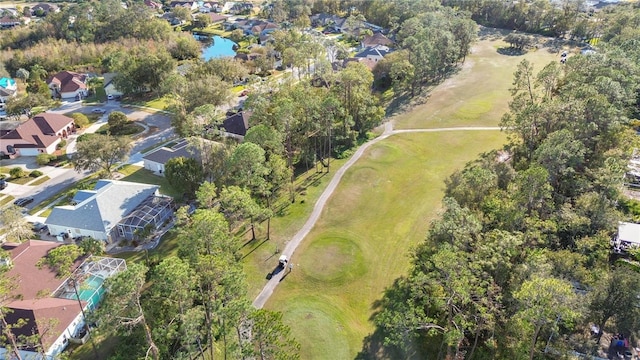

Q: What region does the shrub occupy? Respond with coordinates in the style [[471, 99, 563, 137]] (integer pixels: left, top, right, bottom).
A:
[[108, 111, 129, 130], [71, 112, 89, 128], [77, 133, 97, 142], [56, 139, 67, 149], [29, 170, 43, 178], [36, 153, 54, 165], [9, 167, 25, 178]]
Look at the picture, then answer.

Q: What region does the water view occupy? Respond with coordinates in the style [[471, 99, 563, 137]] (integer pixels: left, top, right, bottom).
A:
[[196, 35, 237, 60]]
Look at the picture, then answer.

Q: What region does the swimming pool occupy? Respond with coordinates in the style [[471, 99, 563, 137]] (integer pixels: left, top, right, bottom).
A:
[[62, 275, 105, 310]]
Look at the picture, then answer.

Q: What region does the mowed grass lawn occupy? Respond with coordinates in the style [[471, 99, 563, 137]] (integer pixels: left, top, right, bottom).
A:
[[265, 130, 506, 359], [257, 31, 561, 359], [394, 31, 563, 129]]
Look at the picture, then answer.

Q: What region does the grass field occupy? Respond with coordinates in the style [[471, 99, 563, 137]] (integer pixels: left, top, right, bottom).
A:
[[265, 131, 506, 358], [262, 33, 561, 359], [393, 30, 565, 129]]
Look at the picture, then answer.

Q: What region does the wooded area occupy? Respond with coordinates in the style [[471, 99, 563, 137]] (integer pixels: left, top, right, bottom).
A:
[[365, 5, 640, 359]]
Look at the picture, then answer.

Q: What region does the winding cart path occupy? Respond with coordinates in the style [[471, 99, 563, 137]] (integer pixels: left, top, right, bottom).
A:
[[252, 123, 501, 308]]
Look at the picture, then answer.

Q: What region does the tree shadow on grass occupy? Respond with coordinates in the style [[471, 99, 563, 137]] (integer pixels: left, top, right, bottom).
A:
[[497, 47, 527, 56]]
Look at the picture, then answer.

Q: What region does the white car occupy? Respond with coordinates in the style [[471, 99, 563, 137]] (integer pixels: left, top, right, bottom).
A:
[[92, 108, 106, 114]]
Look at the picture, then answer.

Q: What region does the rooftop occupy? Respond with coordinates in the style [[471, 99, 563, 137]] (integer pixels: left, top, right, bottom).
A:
[[45, 180, 159, 233]]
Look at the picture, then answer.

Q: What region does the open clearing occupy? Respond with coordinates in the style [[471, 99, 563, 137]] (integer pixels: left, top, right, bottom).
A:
[[263, 33, 560, 359], [393, 29, 567, 129]]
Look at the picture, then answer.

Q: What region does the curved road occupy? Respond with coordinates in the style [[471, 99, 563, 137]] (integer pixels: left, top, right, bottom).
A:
[[252, 124, 502, 308]]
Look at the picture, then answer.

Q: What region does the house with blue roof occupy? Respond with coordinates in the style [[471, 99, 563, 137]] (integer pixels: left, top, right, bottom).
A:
[[45, 180, 173, 242]]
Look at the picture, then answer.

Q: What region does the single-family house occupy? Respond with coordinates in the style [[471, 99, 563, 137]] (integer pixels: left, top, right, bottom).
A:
[[228, 19, 277, 36], [45, 180, 173, 242], [205, 12, 227, 24], [361, 32, 393, 49], [103, 73, 124, 98], [0, 77, 18, 103], [0, 241, 126, 360], [310, 13, 343, 28], [0, 113, 75, 157], [0, 8, 19, 17], [613, 222, 640, 253], [199, 1, 221, 13], [0, 16, 22, 28], [162, 12, 185, 25], [221, 110, 252, 138], [143, 139, 198, 175], [344, 57, 378, 71], [144, 0, 163, 10], [354, 45, 392, 63], [363, 21, 384, 33], [169, 1, 199, 11], [31, 3, 59, 16], [47, 71, 88, 100]]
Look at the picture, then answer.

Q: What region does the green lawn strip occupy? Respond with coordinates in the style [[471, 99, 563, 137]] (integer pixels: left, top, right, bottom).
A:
[[28, 175, 50, 186], [39, 207, 53, 218], [265, 131, 507, 359], [0, 195, 15, 207], [121, 95, 171, 112], [7, 177, 32, 185], [393, 36, 561, 129], [120, 166, 181, 198], [83, 85, 107, 104], [144, 97, 169, 111]]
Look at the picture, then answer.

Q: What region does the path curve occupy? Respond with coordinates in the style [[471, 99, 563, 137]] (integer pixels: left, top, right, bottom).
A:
[[252, 124, 502, 308]]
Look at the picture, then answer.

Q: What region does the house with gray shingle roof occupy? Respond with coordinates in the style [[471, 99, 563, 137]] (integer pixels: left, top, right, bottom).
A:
[[142, 139, 198, 175], [354, 45, 392, 63], [45, 180, 172, 242]]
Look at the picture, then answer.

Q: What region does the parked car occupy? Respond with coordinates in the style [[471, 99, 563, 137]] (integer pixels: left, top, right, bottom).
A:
[[92, 108, 106, 114], [107, 94, 114, 100], [0, 178, 7, 190], [14, 197, 34, 207], [32, 222, 47, 232]]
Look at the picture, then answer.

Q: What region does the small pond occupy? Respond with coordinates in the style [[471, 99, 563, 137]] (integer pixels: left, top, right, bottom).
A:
[[195, 34, 238, 60]]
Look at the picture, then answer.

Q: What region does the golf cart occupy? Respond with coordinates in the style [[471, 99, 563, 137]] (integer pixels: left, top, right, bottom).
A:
[[278, 255, 288, 268]]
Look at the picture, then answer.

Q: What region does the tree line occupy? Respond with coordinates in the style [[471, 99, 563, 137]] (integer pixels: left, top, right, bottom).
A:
[[362, 11, 640, 360]]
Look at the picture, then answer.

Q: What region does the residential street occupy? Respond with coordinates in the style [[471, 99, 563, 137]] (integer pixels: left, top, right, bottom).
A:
[[0, 100, 173, 211]]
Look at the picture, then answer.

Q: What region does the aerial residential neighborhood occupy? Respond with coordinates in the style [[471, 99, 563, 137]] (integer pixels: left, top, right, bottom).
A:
[[1, 0, 640, 359]]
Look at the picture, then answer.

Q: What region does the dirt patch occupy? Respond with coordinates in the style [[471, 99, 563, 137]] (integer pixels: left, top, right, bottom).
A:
[[623, 188, 640, 201]]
